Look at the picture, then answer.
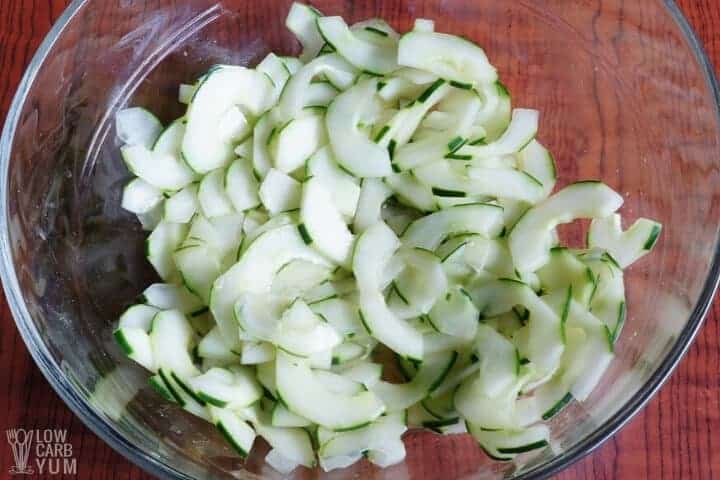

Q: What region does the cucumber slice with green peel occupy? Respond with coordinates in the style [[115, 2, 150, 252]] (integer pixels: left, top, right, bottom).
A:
[[252, 112, 278, 179], [118, 304, 159, 330], [422, 332, 474, 356], [241, 341, 275, 364], [114, 327, 155, 371], [265, 449, 301, 474], [389, 247, 447, 317], [413, 18, 435, 32], [257, 52, 291, 103], [164, 183, 198, 223], [259, 168, 302, 214], [353, 178, 393, 234], [376, 77, 426, 103], [402, 203, 505, 250], [472, 324, 518, 397], [272, 259, 334, 300], [587, 214, 662, 268], [276, 351, 385, 430], [286, 2, 325, 61], [149, 310, 200, 378], [278, 54, 357, 120], [253, 416, 317, 468], [116, 107, 163, 148], [466, 423, 549, 460], [159, 369, 212, 420], [197, 326, 240, 362], [300, 177, 355, 267], [142, 283, 203, 315], [136, 202, 164, 231], [467, 279, 564, 378], [326, 80, 393, 178], [257, 361, 278, 399], [354, 223, 424, 360], [315, 370, 365, 395], [182, 66, 275, 173], [188, 366, 263, 408], [275, 299, 342, 357], [474, 81, 512, 141], [509, 181, 624, 272], [412, 161, 544, 203], [371, 350, 457, 411], [394, 66, 438, 85], [457, 109, 538, 158], [270, 112, 327, 173], [398, 31, 497, 85], [338, 361, 383, 387], [305, 146, 360, 219], [317, 16, 399, 75], [121, 178, 162, 214], [198, 167, 235, 218], [272, 402, 313, 427], [536, 248, 598, 306], [121, 144, 196, 191], [174, 244, 222, 303], [310, 297, 365, 339], [304, 81, 340, 107], [240, 212, 294, 255], [427, 286, 479, 340], [351, 19, 400, 43], [331, 341, 367, 365], [225, 158, 260, 212], [517, 140, 556, 197], [145, 221, 187, 282], [280, 56, 304, 74], [207, 405, 257, 457], [318, 413, 406, 470], [581, 253, 626, 342], [211, 224, 331, 344]]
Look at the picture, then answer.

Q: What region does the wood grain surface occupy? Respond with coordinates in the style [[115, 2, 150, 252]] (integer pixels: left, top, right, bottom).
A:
[[0, 1, 718, 479]]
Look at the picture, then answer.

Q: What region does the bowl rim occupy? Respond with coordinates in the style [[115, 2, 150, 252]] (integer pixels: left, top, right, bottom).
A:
[[0, 1, 718, 479]]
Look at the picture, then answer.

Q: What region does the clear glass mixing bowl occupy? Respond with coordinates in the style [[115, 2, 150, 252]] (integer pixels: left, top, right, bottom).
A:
[[1, 0, 719, 478]]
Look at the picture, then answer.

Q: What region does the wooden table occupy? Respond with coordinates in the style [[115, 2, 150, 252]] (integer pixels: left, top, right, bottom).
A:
[[0, 1, 718, 479]]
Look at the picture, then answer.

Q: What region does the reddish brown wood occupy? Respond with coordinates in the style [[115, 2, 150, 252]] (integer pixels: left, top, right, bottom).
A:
[[0, 1, 718, 479]]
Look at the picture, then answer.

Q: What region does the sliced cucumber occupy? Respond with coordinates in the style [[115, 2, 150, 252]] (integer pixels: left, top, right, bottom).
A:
[[402, 203, 504, 250], [208, 405, 256, 457], [326, 80, 392, 177], [142, 283, 203, 315], [257, 52, 291, 103], [353, 178, 393, 234], [225, 158, 260, 212], [276, 351, 385, 430], [272, 402, 313, 428], [118, 304, 159, 330], [517, 140, 556, 198], [270, 112, 327, 173], [398, 31, 497, 85], [306, 146, 360, 219], [286, 2, 325, 61], [198, 167, 234, 218], [275, 299, 342, 356], [338, 361, 383, 387], [458, 109, 538, 158], [300, 177, 355, 267], [587, 213, 662, 268], [164, 183, 199, 223], [114, 327, 155, 371], [121, 178, 162, 214], [388, 248, 447, 317], [259, 168, 302, 214], [174, 244, 222, 303], [183, 66, 274, 173], [412, 160, 544, 203], [188, 366, 262, 408], [149, 309, 199, 378], [509, 181, 624, 272], [427, 286, 479, 340], [211, 224, 331, 344], [146, 221, 187, 282], [241, 341, 275, 364], [115, 107, 163, 148], [317, 16, 398, 75], [384, 173, 436, 212], [466, 423, 549, 460], [253, 416, 317, 468], [197, 326, 239, 362], [372, 350, 457, 411], [121, 144, 196, 191]]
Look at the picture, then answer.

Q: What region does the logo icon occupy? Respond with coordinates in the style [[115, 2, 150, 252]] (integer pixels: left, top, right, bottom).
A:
[[6, 429, 35, 475]]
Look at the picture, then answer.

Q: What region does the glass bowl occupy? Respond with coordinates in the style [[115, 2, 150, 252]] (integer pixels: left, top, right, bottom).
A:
[[1, 0, 719, 478]]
